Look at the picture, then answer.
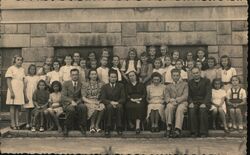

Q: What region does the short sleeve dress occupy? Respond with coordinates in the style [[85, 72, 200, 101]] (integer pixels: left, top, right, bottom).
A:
[[210, 89, 227, 114], [47, 92, 63, 116], [81, 81, 105, 119], [5, 65, 26, 105], [23, 75, 40, 108], [146, 84, 166, 121]]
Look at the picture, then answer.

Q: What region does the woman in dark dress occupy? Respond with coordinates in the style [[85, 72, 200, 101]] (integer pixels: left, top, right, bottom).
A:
[[125, 71, 147, 134]]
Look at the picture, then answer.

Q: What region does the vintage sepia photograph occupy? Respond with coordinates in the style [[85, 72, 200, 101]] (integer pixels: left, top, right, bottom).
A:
[[0, 0, 248, 154]]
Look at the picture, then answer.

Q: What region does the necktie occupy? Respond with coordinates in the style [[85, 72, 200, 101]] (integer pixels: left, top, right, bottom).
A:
[[74, 82, 77, 91]]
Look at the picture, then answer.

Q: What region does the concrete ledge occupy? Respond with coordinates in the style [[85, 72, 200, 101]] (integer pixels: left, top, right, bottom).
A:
[[4, 130, 247, 138], [1, 1, 248, 10]]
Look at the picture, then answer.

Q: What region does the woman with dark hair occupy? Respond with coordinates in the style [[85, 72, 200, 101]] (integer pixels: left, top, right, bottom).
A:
[[81, 69, 105, 133], [218, 55, 237, 91], [125, 71, 147, 134], [6, 55, 28, 130], [146, 72, 166, 132]]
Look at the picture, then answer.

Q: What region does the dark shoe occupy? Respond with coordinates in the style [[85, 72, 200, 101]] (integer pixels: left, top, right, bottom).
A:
[[200, 134, 207, 138], [136, 128, 141, 134], [150, 127, 154, 133], [63, 126, 68, 137], [10, 126, 17, 130], [79, 126, 86, 136], [105, 129, 110, 137], [224, 127, 230, 134], [164, 130, 170, 137], [16, 126, 20, 130], [190, 133, 198, 138], [173, 129, 181, 138], [117, 129, 123, 136]]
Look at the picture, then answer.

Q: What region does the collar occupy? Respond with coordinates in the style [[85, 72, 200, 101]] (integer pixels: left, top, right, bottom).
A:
[[173, 79, 182, 85], [110, 83, 116, 87], [72, 81, 78, 85], [197, 57, 206, 62]]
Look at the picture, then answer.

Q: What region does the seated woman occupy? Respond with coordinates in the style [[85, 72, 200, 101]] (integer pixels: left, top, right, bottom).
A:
[[125, 71, 147, 134], [81, 69, 105, 133], [146, 72, 166, 132]]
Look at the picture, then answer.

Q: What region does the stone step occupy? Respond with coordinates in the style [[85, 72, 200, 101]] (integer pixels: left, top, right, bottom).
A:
[[4, 129, 247, 138]]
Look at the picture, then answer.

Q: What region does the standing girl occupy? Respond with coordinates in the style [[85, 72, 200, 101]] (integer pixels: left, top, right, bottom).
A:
[[184, 51, 194, 69], [171, 50, 180, 66], [196, 49, 208, 70], [164, 55, 175, 85], [24, 64, 40, 129], [195, 60, 205, 78], [121, 48, 141, 82], [59, 55, 74, 83], [226, 76, 246, 132], [139, 52, 153, 85], [218, 55, 237, 91], [5, 55, 28, 129], [204, 57, 219, 83], [97, 56, 109, 84], [159, 45, 170, 67], [111, 55, 122, 82], [210, 79, 228, 132], [152, 58, 165, 83], [46, 60, 61, 85], [31, 80, 50, 132], [175, 59, 188, 81]]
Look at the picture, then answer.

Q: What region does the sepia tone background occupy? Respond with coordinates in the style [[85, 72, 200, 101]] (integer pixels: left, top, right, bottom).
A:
[[0, 0, 248, 113]]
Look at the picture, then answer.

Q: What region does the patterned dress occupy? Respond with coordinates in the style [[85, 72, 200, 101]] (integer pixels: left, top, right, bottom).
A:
[[81, 81, 105, 119]]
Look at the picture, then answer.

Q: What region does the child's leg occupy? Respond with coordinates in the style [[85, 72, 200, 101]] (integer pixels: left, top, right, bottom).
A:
[[10, 105, 15, 128], [136, 119, 140, 130], [95, 110, 104, 129], [32, 112, 39, 127], [154, 110, 160, 128], [40, 112, 44, 128], [44, 109, 51, 129], [14, 106, 20, 127], [211, 108, 218, 129], [235, 108, 243, 129], [49, 110, 61, 131], [229, 108, 236, 128], [218, 108, 228, 130], [90, 111, 97, 129]]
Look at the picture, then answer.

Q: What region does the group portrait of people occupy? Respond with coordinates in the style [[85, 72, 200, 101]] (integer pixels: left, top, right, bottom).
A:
[[5, 45, 247, 138]]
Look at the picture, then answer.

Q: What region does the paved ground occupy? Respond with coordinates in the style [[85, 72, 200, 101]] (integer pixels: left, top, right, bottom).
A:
[[1, 137, 246, 154]]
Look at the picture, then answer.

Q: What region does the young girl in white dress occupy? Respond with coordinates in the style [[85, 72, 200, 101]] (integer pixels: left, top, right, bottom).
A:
[[24, 64, 40, 129], [204, 56, 219, 83], [218, 55, 237, 91], [5, 55, 28, 130], [210, 78, 228, 132], [97, 56, 109, 84], [164, 55, 175, 85], [59, 55, 74, 83], [46, 60, 61, 85], [159, 44, 170, 68], [152, 58, 165, 83]]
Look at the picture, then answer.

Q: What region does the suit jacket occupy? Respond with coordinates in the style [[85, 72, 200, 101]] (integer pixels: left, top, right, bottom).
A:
[[165, 80, 188, 104], [100, 82, 125, 105], [188, 77, 212, 107], [61, 80, 82, 108]]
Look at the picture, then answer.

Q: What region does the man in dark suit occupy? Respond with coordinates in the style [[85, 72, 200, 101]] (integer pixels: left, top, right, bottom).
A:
[[188, 67, 212, 138], [61, 68, 87, 136], [100, 69, 125, 137]]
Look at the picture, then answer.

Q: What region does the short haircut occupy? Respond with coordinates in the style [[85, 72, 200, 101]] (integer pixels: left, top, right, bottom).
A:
[[27, 64, 37, 75], [149, 45, 156, 50], [191, 67, 200, 72], [220, 55, 232, 69], [109, 69, 118, 77], [70, 68, 79, 74], [172, 50, 180, 55], [212, 78, 223, 89], [230, 75, 241, 84], [153, 58, 163, 68], [207, 56, 217, 66], [151, 72, 162, 82], [171, 68, 181, 75], [160, 44, 169, 51], [50, 81, 62, 92], [176, 59, 184, 65], [12, 55, 23, 64]]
